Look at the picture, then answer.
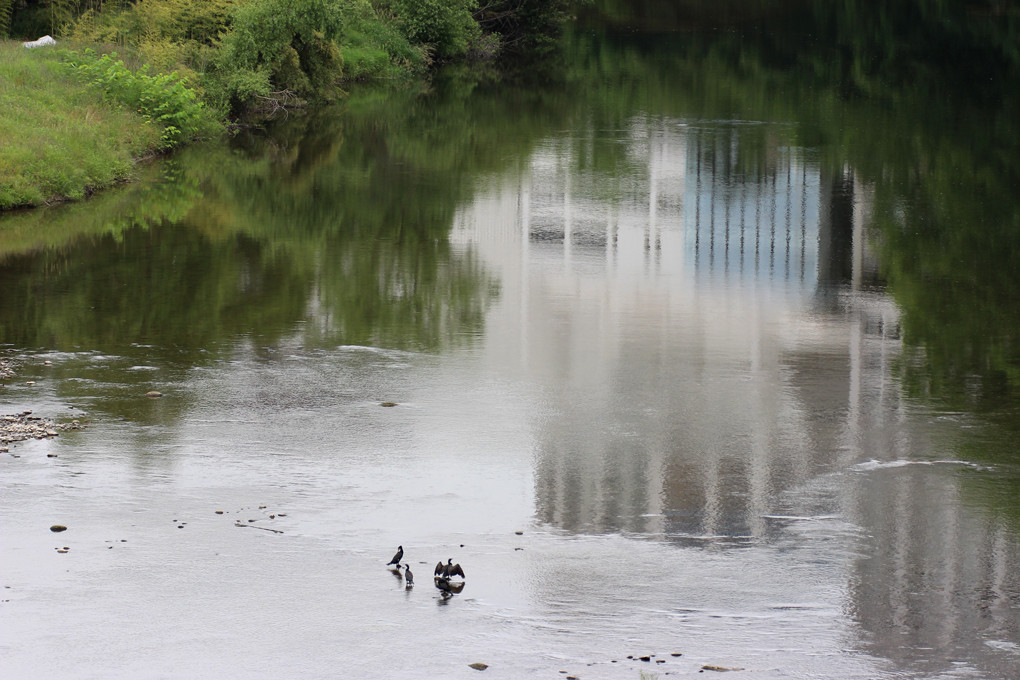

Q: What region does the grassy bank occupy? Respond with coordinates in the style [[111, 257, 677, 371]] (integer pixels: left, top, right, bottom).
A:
[[0, 41, 166, 210], [1, 1, 575, 211]]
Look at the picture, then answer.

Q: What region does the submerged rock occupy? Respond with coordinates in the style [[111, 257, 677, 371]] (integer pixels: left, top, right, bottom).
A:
[[50, 525, 67, 532], [467, 663, 488, 671]]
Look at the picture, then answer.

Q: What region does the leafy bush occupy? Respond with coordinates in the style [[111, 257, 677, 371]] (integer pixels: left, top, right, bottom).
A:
[[61, 48, 220, 149], [70, 0, 239, 46], [206, 0, 348, 112], [341, 0, 426, 81], [385, 0, 479, 59]]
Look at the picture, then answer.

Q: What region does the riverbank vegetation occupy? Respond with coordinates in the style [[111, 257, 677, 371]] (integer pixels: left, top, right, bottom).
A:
[[0, 42, 163, 208], [0, 0, 578, 209], [3, 0, 577, 114]]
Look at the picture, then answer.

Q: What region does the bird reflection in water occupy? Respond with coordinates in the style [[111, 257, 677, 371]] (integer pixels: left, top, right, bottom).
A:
[[434, 575, 465, 601]]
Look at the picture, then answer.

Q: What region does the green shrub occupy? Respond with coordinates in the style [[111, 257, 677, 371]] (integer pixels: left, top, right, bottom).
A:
[[61, 48, 220, 148], [385, 0, 479, 59], [1, 0, 13, 37], [70, 0, 239, 47], [341, 5, 426, 81], [207, 0, 347, 112]]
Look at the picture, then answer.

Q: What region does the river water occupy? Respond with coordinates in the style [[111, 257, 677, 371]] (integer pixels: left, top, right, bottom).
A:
[[2, 6, 1020, 679]]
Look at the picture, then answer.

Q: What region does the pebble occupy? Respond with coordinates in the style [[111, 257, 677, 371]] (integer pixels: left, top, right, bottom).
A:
[[380, 402, 397, 407], [50, 525, 67, 532], [146, 391, 163, 398], [467, 663, 488, 671]]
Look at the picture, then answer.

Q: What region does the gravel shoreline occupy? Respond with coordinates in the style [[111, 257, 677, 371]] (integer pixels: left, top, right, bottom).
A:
[[0, 357, 14, 381], [0, 356, 87, 454]]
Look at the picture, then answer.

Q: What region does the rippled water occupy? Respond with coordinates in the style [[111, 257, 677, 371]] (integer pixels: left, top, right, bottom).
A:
[[4, 7, 1020, 679]]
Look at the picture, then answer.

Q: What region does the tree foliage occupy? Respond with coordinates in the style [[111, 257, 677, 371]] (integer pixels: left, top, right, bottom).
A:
[[384, 0, 478, 59]]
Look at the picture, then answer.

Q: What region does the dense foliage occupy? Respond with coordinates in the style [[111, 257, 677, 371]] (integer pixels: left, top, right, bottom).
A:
[[2, 0, 581, 115], [62, 48, 219, 148]]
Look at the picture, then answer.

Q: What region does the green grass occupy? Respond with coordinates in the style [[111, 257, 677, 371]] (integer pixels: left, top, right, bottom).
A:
[[0, 40, 163, 210]]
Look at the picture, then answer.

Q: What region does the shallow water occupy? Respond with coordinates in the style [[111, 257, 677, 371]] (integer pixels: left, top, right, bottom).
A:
[[3, 6, 1020, 679]]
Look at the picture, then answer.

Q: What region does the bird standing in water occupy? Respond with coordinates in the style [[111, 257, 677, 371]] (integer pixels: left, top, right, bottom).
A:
[[387, 545, 403, 567], [434, 558, 465, 579], [404, 564, 414, 588]]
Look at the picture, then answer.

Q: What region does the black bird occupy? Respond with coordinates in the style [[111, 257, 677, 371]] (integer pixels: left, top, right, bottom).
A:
[[387, 545, 403, 567], [435, 559, 451, 577], [404, 564, 414, 587]]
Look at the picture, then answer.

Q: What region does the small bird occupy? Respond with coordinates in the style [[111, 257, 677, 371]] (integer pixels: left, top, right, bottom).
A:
[[387, 545, 403, 567], [404, 564, 414, 588]]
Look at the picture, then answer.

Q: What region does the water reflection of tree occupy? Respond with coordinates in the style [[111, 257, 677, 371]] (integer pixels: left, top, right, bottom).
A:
[[0, 88, 528, 358]]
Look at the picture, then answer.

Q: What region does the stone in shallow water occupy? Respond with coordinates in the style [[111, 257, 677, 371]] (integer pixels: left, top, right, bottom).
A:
[[50, 525, 67, 532], [145, 391, 163, 398], [467, 663, 488, 671]]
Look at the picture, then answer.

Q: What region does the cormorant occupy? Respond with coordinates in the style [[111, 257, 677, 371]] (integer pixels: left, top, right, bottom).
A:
[[387, 545, 403, 567], [404, 564, 414, 587]]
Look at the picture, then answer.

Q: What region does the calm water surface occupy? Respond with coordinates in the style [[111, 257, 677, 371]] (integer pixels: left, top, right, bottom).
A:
[[2, 7, 1020, 679]]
